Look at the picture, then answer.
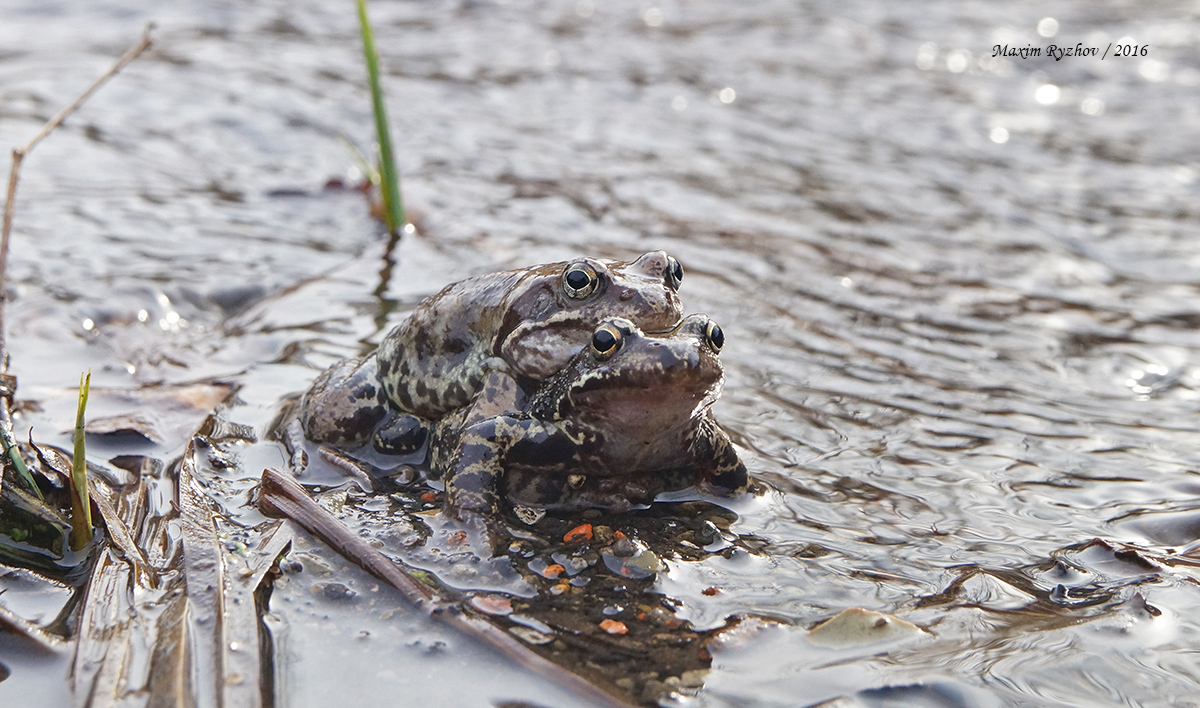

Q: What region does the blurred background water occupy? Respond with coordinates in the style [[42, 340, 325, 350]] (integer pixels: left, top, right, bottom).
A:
[[1, 0, 1199, 706]]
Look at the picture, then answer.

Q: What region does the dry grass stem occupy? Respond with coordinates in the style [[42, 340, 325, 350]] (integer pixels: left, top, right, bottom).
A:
[[0, 24, 154, 361]]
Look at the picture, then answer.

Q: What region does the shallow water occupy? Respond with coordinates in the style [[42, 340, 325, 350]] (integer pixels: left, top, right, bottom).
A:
[[2, 0, 1200, 706]]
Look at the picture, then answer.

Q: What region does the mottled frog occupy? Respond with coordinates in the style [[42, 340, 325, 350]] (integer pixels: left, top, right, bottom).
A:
[[300, 252, 686, 449], [431, 314, 748, 515]]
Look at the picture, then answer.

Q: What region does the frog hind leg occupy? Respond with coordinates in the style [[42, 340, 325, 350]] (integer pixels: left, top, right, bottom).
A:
[[300, 353, 389, 447], [693, 416, 749, 495]]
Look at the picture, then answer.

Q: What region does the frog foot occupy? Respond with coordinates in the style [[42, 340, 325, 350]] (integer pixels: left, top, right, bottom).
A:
[[372, 413, 430, 455]]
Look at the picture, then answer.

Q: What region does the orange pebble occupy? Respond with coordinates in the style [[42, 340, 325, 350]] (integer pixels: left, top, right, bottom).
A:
[[599, 619, 628, 635], [541, 564, 566, 579], [564, 524, 593, 543], [469, 595, 513, 616], [702, 587, 721, 596], [420, 492, 436, 503]]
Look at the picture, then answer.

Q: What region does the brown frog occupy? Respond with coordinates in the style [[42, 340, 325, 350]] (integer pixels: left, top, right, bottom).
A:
[[431, 314, 748, 516], [299, 252, 685, 450]]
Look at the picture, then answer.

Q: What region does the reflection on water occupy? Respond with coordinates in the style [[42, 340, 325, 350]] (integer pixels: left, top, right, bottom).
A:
[[2, 0, 1200, 705]]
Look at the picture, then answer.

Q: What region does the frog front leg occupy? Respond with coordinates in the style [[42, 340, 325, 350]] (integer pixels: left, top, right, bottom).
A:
[[446, 416, 569, 516], [691, 416, 749, 495], [375, 339, 528, 458], [463, 360, 530, 425]]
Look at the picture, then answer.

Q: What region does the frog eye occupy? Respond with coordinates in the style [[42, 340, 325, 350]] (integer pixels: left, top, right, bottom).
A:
[[705, 321, 724, 353], [591, 324, 624, 360], [666, 256, 684, 290], [563, 262, 600, 299]]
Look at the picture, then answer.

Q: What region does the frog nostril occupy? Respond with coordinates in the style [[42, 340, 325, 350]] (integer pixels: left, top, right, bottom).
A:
[[632, 251, 668, 276]]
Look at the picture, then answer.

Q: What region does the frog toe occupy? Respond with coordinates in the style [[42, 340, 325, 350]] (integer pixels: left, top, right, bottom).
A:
[[705, 459, 748, 495], [447, 469, 500, 516]]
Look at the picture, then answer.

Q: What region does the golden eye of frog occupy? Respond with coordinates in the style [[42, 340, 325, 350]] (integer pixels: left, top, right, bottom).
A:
[[434, 314, 747, 515]]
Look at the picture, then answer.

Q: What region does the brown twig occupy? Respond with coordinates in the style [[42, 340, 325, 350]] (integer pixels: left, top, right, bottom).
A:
[[0, 24, 154, 376]]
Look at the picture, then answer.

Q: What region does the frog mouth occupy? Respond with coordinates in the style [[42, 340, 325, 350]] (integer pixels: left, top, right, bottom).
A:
[[573, 350, 722, 400], [572, 385, 716, 429]]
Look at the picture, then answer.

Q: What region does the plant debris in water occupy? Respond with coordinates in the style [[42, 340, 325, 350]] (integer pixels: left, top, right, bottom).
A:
[[259, 464, 758, 706]]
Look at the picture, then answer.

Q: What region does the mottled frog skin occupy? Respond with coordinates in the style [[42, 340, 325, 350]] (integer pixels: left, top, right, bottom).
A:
[[300, 252, 685, 448], [430, 314, 748, 515]]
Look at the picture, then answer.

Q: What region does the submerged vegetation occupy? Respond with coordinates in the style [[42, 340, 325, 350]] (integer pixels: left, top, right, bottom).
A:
[[0, 415, 40, 501], [0, 30, 150, 583], [0, 372, 95, 566]]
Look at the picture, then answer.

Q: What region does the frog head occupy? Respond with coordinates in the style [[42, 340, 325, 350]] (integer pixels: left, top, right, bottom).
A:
[[497, 251, 686, 381], [531, 314, 726, 429]]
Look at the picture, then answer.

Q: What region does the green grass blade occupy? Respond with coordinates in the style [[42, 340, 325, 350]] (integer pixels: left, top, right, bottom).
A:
[[0, 415, 42, 501], [69, 370, 92, 551], [357, 0, 405, 234]]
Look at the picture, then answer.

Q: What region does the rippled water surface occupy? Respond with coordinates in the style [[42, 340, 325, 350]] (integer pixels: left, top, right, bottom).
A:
[[2, 0, 1200, 706]]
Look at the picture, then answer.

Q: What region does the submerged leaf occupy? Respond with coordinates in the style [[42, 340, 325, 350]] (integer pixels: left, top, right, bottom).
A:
[[0, 480, 71, 568], [1, 415, 42, 501], [53, 382, 236, 450], [84, 413, 163, 444], [807, 608, 924, 649]]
